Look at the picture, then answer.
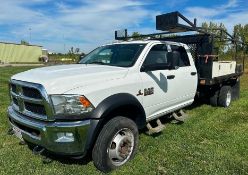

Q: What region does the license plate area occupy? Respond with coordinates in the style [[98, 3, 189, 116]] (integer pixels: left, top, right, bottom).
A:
[[12, 125, 23, 140]]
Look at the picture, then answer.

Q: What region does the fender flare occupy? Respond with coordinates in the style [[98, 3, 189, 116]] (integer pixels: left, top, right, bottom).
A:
[[90, 93, 146, 119]]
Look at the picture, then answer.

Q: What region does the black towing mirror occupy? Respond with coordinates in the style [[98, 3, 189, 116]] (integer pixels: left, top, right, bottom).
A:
[[141, 63, 176, 72]]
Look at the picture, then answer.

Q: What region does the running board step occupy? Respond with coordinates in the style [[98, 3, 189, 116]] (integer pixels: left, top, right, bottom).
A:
[[146, 119, 166, 135], [172, 110, 188, 122]]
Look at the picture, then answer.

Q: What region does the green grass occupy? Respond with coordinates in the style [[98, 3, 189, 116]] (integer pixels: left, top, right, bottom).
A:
[[0, 66, 248, 175]]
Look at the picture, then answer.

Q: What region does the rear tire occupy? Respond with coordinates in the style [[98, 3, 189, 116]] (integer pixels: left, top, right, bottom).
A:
[[231, 78, 240, 100], [92, 116, 138, 173], [218, 86, 232, 107]]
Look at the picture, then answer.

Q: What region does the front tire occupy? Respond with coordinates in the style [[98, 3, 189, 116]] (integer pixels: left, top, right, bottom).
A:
[[92, 116, 138, 172], [209, 90, 219, 107], [218, 86, 232, 107]]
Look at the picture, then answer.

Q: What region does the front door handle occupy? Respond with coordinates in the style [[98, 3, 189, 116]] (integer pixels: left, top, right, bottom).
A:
[[191, 72, 197, 76], [167, 75, 175, 79]]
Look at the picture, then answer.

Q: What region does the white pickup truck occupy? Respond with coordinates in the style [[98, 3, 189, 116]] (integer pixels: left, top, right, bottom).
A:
[[7, 12, 244, 172]]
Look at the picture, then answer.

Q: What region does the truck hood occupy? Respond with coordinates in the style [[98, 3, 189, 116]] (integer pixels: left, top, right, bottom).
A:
[[11, 64, 129, 94]]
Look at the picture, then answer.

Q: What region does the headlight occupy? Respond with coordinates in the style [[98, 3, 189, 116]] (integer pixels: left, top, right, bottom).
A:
[[50, 95, 94, 116]]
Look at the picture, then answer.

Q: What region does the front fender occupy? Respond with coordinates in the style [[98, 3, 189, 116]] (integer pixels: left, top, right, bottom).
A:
[[90, 93, 145, 119]]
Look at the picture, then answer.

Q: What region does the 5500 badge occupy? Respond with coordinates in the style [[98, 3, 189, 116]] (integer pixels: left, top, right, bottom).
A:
[[137, 87, 154, 96]]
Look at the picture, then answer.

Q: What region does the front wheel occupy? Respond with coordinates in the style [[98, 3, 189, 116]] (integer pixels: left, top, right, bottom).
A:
[[92, 116, 138, 172], [209, 90, 219, 107]]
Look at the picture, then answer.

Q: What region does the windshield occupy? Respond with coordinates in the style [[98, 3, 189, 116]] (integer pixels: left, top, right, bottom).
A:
[[79, 44, 146, 67]]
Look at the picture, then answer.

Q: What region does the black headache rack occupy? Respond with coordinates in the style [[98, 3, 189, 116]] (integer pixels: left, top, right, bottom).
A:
[[115, 11, 247, 85]]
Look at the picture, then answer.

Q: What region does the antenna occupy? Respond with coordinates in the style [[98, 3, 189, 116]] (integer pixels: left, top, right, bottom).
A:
[[29, 28, 31, 44]]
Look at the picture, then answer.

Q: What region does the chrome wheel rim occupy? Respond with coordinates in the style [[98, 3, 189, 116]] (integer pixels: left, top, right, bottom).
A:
[[107, 128, 134, 166], [226, 91, 231, 107]]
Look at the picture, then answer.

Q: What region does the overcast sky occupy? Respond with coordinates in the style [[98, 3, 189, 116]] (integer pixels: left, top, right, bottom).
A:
[[0, 0, 247, 53]]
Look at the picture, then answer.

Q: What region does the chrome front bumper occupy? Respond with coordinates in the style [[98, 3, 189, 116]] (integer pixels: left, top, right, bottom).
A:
[[7, 106, 91, 156]]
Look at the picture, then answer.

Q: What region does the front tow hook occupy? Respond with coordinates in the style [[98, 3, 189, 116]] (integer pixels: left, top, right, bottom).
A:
[[32, 146, 53, 164], [7, 128, 14, 135], [33, 145, 45, 155]]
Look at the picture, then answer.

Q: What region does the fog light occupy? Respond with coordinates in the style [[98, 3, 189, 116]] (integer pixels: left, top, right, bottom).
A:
[[55, 132, 74, 142]]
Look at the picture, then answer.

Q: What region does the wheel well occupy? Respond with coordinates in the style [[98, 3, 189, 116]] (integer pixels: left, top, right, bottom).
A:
[[97, 104, 146, 144], [85, 104, 146, 157], [102, 104, 146, 129]]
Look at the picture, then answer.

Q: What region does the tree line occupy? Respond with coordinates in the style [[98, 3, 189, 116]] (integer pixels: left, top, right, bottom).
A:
[[201, 22, 248, 54]]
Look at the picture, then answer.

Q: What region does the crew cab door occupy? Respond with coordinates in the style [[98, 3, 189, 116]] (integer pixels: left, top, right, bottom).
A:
[[139, 43, 197, 120]]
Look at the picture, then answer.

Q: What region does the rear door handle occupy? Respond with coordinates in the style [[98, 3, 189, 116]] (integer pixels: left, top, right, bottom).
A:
[[167, 75, 175, 79], [191, 72, 197, 76]]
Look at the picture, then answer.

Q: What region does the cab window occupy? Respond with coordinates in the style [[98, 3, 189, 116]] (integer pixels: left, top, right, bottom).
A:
[[170, 45, 190, 67], [143, 44, 168, 66]]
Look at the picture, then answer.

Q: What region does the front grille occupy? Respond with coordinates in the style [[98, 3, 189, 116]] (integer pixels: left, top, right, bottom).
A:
[[22, 87, 42, 99], [9, 118, 40, 137], [9, 80, 52, 120], [25, 102, 46, 115], [11, 84, 17, 93], [13, 97, 18, 106]]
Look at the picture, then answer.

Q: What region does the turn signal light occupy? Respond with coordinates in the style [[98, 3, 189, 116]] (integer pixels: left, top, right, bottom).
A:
[[79, 96, 91, 107]]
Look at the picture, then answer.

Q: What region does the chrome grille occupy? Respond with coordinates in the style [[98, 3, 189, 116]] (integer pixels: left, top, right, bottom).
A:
[[24, 102, 46, 115], [11, 84, 17, 93], [12, 97, 18, 105], [9, 80, 53, 121], [22, 86, 42, 99]]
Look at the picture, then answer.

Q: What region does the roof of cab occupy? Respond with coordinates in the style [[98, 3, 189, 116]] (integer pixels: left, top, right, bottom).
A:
[[109, 40, 185, 46]]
